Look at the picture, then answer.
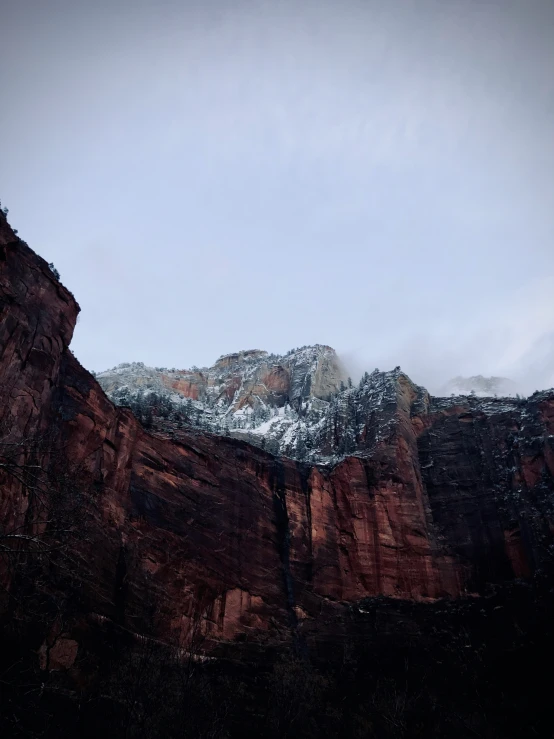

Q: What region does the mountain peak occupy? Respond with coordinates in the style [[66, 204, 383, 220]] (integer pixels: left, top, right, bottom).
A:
[[214, 349, 268, 368]]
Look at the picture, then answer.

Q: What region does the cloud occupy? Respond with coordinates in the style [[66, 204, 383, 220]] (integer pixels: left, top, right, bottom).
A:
[[2, 0, 554, 383], [341, 274, 554, 393]]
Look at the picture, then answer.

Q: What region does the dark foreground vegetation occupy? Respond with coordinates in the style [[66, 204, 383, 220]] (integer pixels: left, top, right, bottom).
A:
[[1, 569, 553, 738]]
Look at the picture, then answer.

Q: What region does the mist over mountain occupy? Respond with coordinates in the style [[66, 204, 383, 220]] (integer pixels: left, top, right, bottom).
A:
[[96, 340, 553, 466], [3, 200, 554, 739], [439, 375, 518, 398], [3, 0, 553, 385]]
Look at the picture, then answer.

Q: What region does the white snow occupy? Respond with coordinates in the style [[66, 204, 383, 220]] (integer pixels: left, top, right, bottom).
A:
[[97, 345, 549, 465]]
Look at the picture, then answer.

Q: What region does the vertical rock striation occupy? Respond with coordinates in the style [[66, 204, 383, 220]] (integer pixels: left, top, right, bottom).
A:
[[1, 210, 553, 662]]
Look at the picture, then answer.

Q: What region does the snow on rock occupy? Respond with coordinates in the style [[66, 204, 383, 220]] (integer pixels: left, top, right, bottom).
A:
[[96, 350, 543, 465]]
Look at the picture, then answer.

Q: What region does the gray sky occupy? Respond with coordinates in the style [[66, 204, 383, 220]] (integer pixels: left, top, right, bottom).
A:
[[1, 0, 553, 392]]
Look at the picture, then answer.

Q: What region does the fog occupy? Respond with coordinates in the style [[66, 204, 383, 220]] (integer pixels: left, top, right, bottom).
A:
[[1, 0, 553, 393], [342, 275, 554, 394]]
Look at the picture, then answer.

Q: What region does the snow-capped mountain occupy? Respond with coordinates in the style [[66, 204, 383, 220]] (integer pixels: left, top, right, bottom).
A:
[[97, 345, 351, 462], [97, 345, 344, 407], [97, 348, 528, 465]]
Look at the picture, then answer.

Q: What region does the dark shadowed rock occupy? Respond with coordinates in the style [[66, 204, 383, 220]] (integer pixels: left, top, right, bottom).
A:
[[1, 210, 554, 668]]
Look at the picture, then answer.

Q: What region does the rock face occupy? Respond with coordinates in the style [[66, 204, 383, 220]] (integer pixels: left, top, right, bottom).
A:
[[96, 343, 347, 460], [97, 345, 345, 410], [1, 210, 554, 662]]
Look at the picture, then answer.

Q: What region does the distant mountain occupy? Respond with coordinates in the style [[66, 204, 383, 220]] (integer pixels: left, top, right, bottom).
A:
[[97, 345, 354, 462], [97, 351, 529, 464], [439, 375, 519, 398], [97, 344, 344, 412], [4, 203, 554, 739]]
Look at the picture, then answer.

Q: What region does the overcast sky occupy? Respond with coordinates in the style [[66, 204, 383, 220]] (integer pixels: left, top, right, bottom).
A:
[[1, 0, 553, 392]]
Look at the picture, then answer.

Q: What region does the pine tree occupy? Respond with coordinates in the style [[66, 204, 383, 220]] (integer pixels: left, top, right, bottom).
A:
[[143, 405, 153, 428]]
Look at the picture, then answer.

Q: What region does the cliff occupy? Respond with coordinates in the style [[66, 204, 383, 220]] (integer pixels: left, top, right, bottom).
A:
[[95, 343, 347, 459], [1, 211, 554, 671]]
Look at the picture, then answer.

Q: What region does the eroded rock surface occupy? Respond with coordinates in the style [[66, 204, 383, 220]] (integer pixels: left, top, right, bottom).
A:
[[1, 211, 553, 661]]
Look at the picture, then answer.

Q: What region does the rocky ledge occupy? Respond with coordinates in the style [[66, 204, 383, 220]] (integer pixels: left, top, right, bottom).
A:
[[1, 210, 553, 669]]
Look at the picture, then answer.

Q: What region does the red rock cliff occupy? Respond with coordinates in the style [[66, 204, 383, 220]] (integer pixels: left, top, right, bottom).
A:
[[1, 213, 553, 660]]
